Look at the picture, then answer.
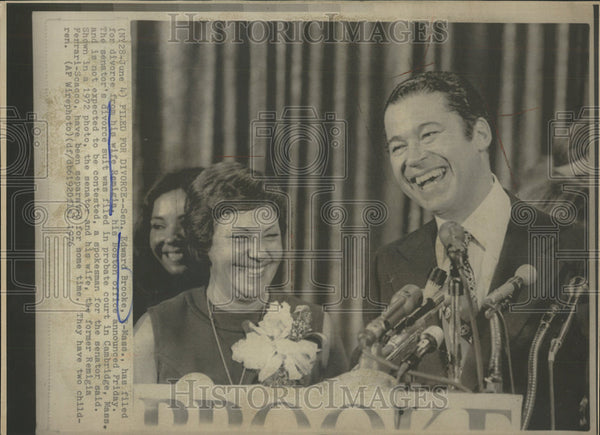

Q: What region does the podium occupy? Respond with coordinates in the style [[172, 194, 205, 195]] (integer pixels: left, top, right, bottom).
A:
[[133, 370, 522, 431]]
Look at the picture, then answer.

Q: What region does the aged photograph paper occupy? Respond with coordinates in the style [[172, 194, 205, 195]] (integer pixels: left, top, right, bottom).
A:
[[2, 2, 598, 434]]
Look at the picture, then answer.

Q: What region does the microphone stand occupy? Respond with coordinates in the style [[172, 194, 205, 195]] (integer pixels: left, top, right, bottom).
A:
[[547, 278, 587, 430], [521, 303, 560, 430], [459, 268, 485, 392], [484, 307, 503, 393], [448, 275, 463, 383], [447, 251, 485, 392]]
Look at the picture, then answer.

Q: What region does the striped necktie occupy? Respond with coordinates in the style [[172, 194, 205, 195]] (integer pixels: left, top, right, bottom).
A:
[[462, 231, 478, 311]]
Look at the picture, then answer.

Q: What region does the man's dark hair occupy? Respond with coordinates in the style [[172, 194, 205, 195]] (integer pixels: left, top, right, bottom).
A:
[[185, 161, 287, 263], [385, 71, 494, 145]]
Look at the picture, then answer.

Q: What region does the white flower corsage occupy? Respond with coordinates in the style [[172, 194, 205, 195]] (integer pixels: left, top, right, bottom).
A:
[[231, 302, 318, 386]]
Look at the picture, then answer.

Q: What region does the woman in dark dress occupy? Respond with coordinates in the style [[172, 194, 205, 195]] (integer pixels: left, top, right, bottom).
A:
[[134, 162, 348, 385], [132, 167, 209, 323]]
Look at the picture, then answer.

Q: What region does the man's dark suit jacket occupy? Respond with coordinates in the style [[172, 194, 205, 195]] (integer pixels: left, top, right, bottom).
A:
[[364, 197, 589, 430]]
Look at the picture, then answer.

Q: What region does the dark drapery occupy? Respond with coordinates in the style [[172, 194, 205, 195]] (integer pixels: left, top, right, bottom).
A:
[[133, 21, 589, 352]]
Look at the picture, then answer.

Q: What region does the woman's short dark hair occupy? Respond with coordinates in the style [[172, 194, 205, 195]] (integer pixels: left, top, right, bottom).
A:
[[385, 71, 494, 145], [185, 161, 287, 263]]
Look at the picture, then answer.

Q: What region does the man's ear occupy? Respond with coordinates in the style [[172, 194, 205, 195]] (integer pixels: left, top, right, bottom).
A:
[[472, 117, 492, 152]]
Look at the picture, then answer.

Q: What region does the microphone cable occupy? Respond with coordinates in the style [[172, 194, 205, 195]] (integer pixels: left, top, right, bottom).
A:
[[359, 343, 472, 393], [498, 310, 515, 394], [485, 311, 503, 393], [547, 277, 587, 430], [405, 370, 473, 393], [521, 304, 559, 430], [483, 304, 516, 394], [548, 358, 556, 430]]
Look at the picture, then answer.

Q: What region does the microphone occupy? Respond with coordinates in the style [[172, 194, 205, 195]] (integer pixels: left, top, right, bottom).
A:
[[383, 291, 447, 357], [383, 328, 421, 359], [358, 285, 423, 347], [422, 267, 448, 301], [393, 268, 448, 333], [564, 276, 587, 306], [382, 269, 447, 358], [548, 276, 587, 361], [482, 265, 537, 307], [413, 325, 445, 359], [438, 221, 467, 262], [396, 326, 444, 379]]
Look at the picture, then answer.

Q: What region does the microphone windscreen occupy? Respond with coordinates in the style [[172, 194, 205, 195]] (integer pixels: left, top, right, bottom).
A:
[[385, 285, 423, 326], [422, 325, 444, 349], [423, 268, 448, 300], [390, 284, 422, 306], [515, 264, 537, 286], [438, 221, 466, 249], [565, 276, 588, 300], [428, 267, 448, 288]]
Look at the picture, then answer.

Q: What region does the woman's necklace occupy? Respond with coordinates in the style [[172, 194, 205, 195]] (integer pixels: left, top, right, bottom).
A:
[[206, 293, 267, 385]]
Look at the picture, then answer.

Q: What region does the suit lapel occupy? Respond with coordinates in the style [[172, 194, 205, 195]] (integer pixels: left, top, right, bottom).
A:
[[395, 220, 438, 282], [489, 219, 530, 294]]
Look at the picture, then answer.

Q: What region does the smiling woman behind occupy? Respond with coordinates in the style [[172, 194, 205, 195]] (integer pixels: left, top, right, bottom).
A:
[[132, 167, 209, 323]]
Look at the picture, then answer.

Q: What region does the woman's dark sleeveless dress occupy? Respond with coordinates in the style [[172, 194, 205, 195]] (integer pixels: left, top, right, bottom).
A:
[[147, 287, 325, 385]]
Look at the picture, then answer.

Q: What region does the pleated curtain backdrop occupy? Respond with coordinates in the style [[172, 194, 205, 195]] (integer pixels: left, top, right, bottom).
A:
[[133, 21, 589, 352]]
